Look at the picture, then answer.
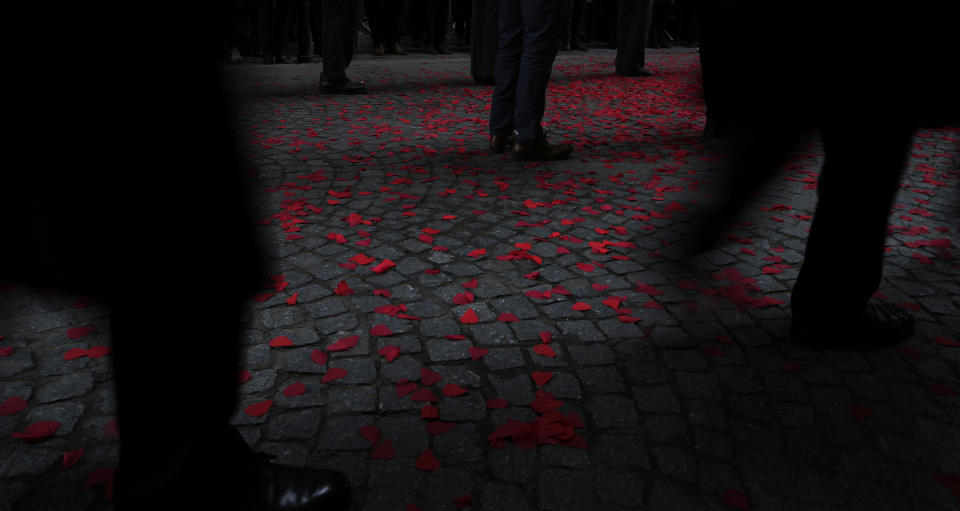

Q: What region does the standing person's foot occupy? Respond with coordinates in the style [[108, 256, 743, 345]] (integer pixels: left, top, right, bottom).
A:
[[319, 78, 367, 94], [513, 139, 573, 161], [262, 55, 276, 64], [457, 36, 466, 46], [373, 44, 385, 56], [245, 457, 352, 511], [436, 44, 451, 54], [421, 42, 436, 54], [489, 131, 516, 152], [571, 41, 587, 51], [561, 42, 571, 51], [790, 302, 916, 349], [388, 43, 407, 55], [615, 68, 653, 77]]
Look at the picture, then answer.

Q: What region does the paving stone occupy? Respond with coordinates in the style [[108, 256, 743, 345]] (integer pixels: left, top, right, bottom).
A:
[[652, 445, 698, 483], [326, 387, 377, 413], [25, 401, 85, 436], [267, 407, 323, 440], [556, 321, 606, 342], [315, 415, 376, 451], [438, 392, 487, 422], [537, 468, 598, 511], [471, 322, 517, 346], [380, 415, 428, 458], [36, 371, 94, 403], [538, 444, 591, 469], [0, 443, 61, 477], [433, 423, 484, 464], [566, 344, 616, 365], [576, 366, 626, 393], [478, 482, 529, 511], [488, 374, 535, 406], [595, 466, 645, 507], [488, 444, 540, 484], [482, 347, 527, 371], [587, 395, 639, 428]]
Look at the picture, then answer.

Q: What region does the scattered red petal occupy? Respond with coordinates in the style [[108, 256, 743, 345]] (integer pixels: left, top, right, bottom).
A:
[[244, 400, 274, 417], [321, 367, 348, 383], [0, 396, 28, 416], [62, 448, 85, 469], [378, 345, 401, 362], [459, 308, 479, 324], [269, 336, 295, 348], [282, 382, 307, 397], [420, 367, 443, 386], [414, 449, 442, 471], [486, 398, 508, 409], [359, 425, 381, 446], [533, 344, 557, 358], [531, 371, 554, 387], [442, 384, 468, 397], [571, 302, 591, 311], [721, 488, 750, 510], [370, 437, 397, 460], [469, 347, 489, 360], [66, 326, 95, 340]]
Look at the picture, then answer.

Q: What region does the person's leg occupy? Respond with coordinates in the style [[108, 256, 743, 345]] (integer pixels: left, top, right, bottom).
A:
[[433, 0, 449, 50], [514, 0, 564, 145], [615, 0, 653, 73], [571, 0, 586, 49], [365, 0, 382, 48], [790, 112, 915, 338], [489, 0, 523, 137], [321, 0, 361, 81]]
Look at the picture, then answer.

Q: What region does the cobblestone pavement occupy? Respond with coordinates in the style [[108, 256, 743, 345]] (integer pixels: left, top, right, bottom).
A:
[[2, 48, 959, 511]]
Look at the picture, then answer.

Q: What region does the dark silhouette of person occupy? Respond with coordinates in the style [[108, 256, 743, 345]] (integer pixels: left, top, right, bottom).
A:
[[452, 0, 473, 46], [470, 0, 499, 84], [688, 1, 959, 348], [615, 0, 655, 76], [488, 0, 573, 160], [318, 0, 366, 93], [4, 4, 352, 510], [560, 0, 588, 51], [365, 0, 407, 56]]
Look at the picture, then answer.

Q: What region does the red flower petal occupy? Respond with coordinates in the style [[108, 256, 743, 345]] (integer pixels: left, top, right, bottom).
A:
[[469, 347, 489, 360], [244, 400, 274, 417], [486, 398, 508, 409], [498, 313, 519, 323], [378, 345, 401, 362], [420, 367, 443, 386], [359, 425, 381, 446], [334, 280, 354, 296], [62, 448, 85, 469], [370, 324, 394, 337], [459, 308, 479, 324], [282, 382, 307, 397], [414, 448, 442, 471], [370, 437, 396, 460], [411, 388, 439, 402], [63, 348, 88, 361], [442, 384, 468, 397], [321, 367, 348, 383], [461, 278, 479, 289], [427, 421, 457, 436], [533, 344, 557, 358], [86, 346, 111, 359], [66, 326, 95, 340], [721, 488, 750, 510], [310, 349, 328, 366], [531, 371, 553, 387], [571, 302, 591, 311], [0, 396, 28, 416], [269, 336, 295, 348]]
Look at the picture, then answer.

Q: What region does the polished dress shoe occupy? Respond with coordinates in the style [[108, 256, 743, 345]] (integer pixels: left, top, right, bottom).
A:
[[245, 459, 351, 511], [513, 139, 573, 161], [373, 44, 384, 56], [320, 78, 366, 94], [388, 43, 407, 55], [437, 44, 451, 54], [790, 301, 915, 349], [571, 42, 588, 51], [489, 132, 516, 152], [616, 68, 653, 77], [421, 43, 437, 54]]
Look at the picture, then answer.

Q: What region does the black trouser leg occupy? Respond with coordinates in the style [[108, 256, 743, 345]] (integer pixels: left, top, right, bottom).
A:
[[615, 0, 653, 73], [791, 114, 914, 324], [321, 0, 361, 80]]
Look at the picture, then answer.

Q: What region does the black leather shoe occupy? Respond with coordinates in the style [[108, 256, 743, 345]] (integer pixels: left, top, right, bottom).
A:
[[616, 69, 653, 77], [790, 301, 915, 349], [572, 42, 588, 51], [513, 139, 573, 161], [247, 460, 351, 511], [489, 132, 516, 152], [320, 78, 367, 94]]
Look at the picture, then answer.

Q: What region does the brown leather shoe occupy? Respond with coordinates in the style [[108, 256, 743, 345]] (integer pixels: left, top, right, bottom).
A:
[[373, 44, 384, 56], [513, 139, 573, 160], [389, 43, 407, 55], [489, 132, 516, 152]]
